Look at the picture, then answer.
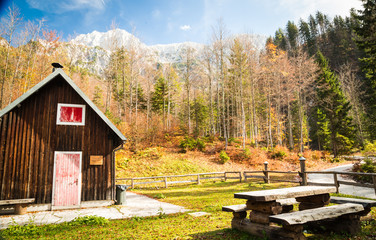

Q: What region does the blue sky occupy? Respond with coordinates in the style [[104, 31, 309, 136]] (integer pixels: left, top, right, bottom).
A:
[[0, 0, 363, 45]]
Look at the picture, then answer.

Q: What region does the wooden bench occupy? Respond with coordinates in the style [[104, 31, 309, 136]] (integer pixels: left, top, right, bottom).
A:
[[269, 203, 365, 238], [330, 196, 376, 215], [0, 198, 35, 215], [226, 186, 361, 239], [223, 202, 365, 239]]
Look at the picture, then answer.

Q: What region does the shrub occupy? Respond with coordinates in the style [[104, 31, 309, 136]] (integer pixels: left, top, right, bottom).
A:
[[196, 138, 206, 152], [362, 140, 376, 156], [179, 136, 196, 153], [179, 136, 206, 152], [271, 150, 286, 160], [352, 158, 376, 183], [219, 150, 230, 164], [235, 148, 252, 162]]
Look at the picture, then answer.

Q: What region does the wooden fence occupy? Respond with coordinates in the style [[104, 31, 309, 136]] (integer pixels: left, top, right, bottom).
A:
[[116, 172, 243, 188], [115, 158, 376, 196], [306, 171, 376, 195]]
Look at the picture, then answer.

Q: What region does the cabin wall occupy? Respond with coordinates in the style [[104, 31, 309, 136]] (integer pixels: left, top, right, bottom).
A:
[[0, 76, 116, 203]]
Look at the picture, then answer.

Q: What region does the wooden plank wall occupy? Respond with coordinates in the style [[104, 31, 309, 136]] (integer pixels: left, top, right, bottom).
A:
[[0, 76, 120, 203]]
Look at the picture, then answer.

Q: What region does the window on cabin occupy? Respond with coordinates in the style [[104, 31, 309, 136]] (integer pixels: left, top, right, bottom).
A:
[[57, 103, 85, 126]]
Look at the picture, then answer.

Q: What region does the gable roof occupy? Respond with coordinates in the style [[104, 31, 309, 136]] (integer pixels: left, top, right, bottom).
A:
[[0, 68, 126, 142]]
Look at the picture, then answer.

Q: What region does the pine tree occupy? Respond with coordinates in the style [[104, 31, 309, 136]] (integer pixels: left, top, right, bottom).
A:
[[354, 0, 376, 139], [286, 21, 299, 52], [316, 107, 331, 150], [191, 95, 208, 137], [151, 76, 168, 113], [274, 28, 287, 50], [315, 51, 356, 156]]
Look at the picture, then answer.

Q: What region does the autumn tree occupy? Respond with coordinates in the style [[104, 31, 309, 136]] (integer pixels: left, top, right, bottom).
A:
[[0, 4, 22, 108], [228, 38, 249, 148]]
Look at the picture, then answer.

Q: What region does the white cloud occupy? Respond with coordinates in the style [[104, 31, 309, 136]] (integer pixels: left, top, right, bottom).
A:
[[180, 25, 191, 31]]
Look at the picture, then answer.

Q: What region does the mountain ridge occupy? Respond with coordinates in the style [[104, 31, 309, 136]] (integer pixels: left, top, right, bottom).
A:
[[67, 28, 267, 74]]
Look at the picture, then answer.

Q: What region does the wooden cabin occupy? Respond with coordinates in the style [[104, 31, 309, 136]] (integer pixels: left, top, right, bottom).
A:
[[0, 68, 126, 210]]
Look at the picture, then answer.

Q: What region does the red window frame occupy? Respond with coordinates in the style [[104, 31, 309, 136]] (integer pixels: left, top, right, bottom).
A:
[[57, 103, 86, 126]]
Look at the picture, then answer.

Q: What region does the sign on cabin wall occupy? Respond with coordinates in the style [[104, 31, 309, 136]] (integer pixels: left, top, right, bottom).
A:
[[90, 155, 103, 165]]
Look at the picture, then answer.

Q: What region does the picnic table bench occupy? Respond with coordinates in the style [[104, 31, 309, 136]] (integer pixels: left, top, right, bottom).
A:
[[0, 198, 35, 215], [330, 196, 376, 216], [223, 186, 367, 240]]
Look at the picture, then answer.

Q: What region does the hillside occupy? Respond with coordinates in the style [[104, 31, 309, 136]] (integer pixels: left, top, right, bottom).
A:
[[115, 136, 350, 180]]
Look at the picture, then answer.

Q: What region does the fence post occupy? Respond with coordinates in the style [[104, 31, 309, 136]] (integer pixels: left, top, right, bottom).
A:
[[131, 179, 134, 189], [333, 173, 339, 193], [224, 172, 227, 181], [264, 161, 270, 184], [164, 177, 168, 188], [299, 157, 307, 186], [197, 174, 201, 185], [373, 175, 376, 196], [239, 172, 242, 182]]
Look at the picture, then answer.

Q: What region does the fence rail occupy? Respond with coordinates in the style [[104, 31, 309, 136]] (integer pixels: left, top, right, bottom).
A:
[[116, 170, 301, 189], [306, 170, 376, 195], [116, 172, 243, 188], [115, 158, 376, 197]]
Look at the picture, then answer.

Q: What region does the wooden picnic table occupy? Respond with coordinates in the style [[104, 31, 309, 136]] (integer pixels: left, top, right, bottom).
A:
[[234, 185, 336, 202], [223, 186, 365, 240]]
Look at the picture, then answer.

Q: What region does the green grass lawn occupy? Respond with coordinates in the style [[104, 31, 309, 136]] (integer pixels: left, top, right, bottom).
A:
[[1, 181, 375, 240]]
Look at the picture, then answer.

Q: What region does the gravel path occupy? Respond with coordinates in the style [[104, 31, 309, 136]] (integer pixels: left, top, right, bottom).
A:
[[307, 164, 376, 199]]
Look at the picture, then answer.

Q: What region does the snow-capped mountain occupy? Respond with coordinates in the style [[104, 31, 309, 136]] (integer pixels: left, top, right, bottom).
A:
[[68, 28, 266, 74], [71, 29, 146, 52]]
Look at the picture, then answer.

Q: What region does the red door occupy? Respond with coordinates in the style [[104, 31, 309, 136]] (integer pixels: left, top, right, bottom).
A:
[[52, 152, 82, 206]]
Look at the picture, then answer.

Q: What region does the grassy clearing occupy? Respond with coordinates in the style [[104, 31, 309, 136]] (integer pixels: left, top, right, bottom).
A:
[[1, 180, 375, 240]]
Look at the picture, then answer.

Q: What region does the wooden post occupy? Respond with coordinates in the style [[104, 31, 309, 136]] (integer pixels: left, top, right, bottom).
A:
[[15, 204, 27, 215], [224, 172, 227, 181], [334, 173, 339, 193], [373, 175, 376, 196], [239, 172, 242, 182], [164, 177, 168, 188], [197, 174, 201, 185], [131, 179, 134, 189], [264, 162, 270, 184], [299, 157, 307, 186]]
